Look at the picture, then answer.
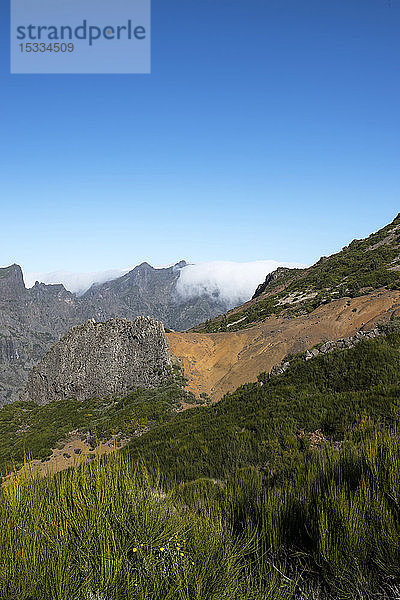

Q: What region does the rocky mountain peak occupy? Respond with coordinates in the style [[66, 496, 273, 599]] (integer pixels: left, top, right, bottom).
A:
[[0, 259, 229, 406], [30, 281, 71, 297], [173, 260, 187, 270], [0, 264, 26, 300], [135, 262, 154, 272]]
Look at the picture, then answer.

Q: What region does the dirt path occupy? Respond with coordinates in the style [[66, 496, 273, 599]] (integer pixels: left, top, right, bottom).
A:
[[167, 289, 400, 401]]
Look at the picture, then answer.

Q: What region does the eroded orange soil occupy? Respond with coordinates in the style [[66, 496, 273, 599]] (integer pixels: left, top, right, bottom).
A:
[[167, 289, 400, 401]]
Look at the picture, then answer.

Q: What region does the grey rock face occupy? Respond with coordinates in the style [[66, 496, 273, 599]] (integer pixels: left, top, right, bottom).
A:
[[24, 317, 172, 405], [0, 264, 25, 300], [252, 267, 296, 299], [0, 266, 81, 406]]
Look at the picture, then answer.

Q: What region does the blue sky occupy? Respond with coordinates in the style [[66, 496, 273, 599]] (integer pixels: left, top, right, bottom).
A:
[[0, 0, 399, 273]]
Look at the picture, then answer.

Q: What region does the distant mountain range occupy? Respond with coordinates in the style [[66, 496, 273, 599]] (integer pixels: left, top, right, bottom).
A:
[[0, 260, 230, 405], [24, 259, 303, 299]]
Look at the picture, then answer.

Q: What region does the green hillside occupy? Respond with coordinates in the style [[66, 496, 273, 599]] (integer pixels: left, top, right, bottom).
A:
[[129, 322, 400, 482], [198, 213, 400, 332], [0, 379, 197, 474], [2, 216, 400, 599], [122, 322, 400, 598]]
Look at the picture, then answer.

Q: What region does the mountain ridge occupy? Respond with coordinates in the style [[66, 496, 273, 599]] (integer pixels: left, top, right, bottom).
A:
[[194, 213, 400, 333], [168, 288, 400, 401], [167, 214, 400, 400]]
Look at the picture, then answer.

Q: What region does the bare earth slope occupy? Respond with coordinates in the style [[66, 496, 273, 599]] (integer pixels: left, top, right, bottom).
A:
[[167, 289, 400, 401]]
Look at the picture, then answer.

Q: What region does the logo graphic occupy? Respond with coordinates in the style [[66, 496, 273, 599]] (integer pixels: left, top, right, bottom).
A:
[[11, 0, 151, 74]]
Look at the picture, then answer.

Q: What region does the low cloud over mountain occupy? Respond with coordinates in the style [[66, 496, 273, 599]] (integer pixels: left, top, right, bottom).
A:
[[25, 260, 305, 306], [175, 261, 305, 308], [24, 269, 129, 296]]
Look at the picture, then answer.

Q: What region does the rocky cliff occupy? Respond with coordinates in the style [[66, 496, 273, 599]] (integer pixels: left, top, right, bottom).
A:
[[252, 267, 300, 299], [24, 317, 172, 405], [0, 264, 81, 405]]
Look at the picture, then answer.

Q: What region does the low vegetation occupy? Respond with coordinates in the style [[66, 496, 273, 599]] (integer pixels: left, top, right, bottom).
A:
[[129, 327, 400, 483], [1, 325, 399, 598], [2, 453, 292, 600]]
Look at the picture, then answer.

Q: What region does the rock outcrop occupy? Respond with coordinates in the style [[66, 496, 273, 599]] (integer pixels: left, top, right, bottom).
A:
[[252, 267, 298, 299], [0, 264, 25, 300], [269, 327, 382, 378], [23, 317, 172, 405], [0, 265, 80, 406]]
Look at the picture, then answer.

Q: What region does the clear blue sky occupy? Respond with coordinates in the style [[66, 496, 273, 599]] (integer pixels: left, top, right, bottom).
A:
[[0, 0, 399, 272]]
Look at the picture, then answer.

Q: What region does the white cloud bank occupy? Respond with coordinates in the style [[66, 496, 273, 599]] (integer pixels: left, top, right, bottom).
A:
[[176, 260, 305, 308], [24, 260, 306, 305]]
